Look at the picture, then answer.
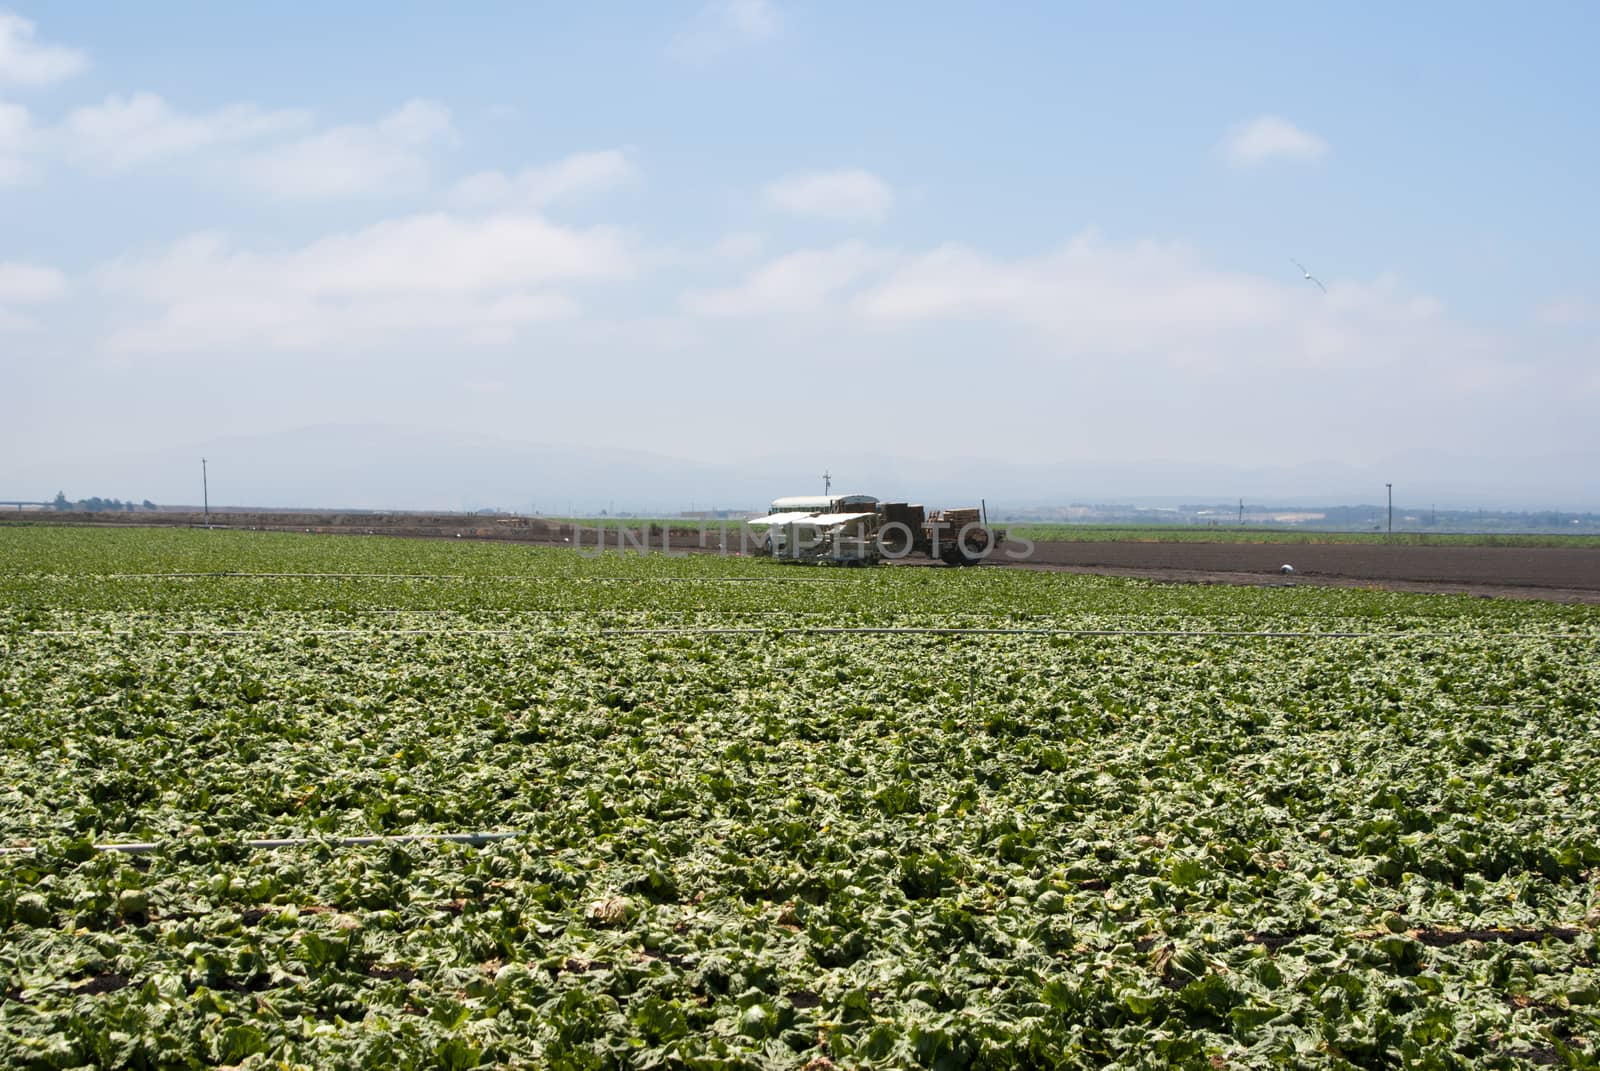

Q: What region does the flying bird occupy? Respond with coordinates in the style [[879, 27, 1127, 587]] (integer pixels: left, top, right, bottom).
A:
[[1291, 259, 1327, 293]]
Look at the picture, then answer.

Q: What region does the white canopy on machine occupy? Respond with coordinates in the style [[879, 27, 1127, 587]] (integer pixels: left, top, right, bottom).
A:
[[746, 510, 823, 529], [746, 510, 877, 530]]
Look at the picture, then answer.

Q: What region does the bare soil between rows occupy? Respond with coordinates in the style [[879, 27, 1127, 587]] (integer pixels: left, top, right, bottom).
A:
[[996, 539, 1600, 604], [8, 512, 1600, 604]]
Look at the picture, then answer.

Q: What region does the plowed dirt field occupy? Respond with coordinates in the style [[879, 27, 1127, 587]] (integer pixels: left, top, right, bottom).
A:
[[999, 539, 1600, 603]]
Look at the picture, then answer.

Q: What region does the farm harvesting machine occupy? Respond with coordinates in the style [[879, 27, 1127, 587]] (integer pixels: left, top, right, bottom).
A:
[[747, 493, 1004, 566]]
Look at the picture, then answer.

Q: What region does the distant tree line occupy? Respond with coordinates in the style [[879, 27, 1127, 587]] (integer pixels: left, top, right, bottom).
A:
[[53, 492, 158, 513]]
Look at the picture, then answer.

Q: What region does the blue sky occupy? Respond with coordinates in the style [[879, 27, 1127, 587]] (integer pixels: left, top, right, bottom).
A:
[[4, 2, 1598, 507]]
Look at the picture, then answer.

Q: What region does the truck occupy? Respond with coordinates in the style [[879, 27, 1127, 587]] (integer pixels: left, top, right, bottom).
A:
[[746, 494, 1002, 566], [877, 501, 1002, 566]]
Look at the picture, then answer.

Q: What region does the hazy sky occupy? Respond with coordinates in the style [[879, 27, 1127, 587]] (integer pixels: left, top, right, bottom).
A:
[[4, 3, 1597, 504]]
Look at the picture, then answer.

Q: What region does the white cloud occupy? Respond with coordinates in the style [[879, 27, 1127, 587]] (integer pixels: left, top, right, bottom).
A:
[[721, 0, 780, 39], [450, 149, 635, 209], [764, 168, 894, 224], [240, 99, 452, 198], [100, 211, 634, 352], [63, 92, 309, 168], [0, 12, 87, 87], [0, 96, 28, 139], [0, 260, 67, 303], [1535, 294, 1594, 326], [0, 97, 30, 182], [47, 95, 451, 197], [683, 240, 887, 316], [711, 231, 765, 261], [684, 232, 1503, 391], [0, 258, 66, 332], [652, 232, 1592, 473], [670, 0, 780, 61], [1220, 116, 1329, 168], [851, 235, 1469, 374], [855, 235, 1289, 349]]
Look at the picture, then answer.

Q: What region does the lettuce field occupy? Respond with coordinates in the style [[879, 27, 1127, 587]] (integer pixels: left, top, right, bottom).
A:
[[2, 527, 1599, 1069]]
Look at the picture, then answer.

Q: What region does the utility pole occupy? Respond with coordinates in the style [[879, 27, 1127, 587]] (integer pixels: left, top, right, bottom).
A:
[[1238, 498, 1243, 525], [823, 470, 832, 495], [201, 458, 210, 526], [1386, 483, 1393, 535]]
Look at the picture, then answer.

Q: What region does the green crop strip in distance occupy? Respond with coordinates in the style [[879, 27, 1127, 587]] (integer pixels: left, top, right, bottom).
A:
[[1, 526, 1598, 1068]]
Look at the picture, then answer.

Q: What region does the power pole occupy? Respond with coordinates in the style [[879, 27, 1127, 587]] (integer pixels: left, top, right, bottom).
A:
[[201, 458, 210, 526], [1386, 483, 1393, 535], [1238, 498, 1243, 525], [823, 470, 832, 495]]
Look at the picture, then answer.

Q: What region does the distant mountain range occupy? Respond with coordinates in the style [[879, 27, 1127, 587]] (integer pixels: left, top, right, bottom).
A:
[[10, 423, 1598, 514]]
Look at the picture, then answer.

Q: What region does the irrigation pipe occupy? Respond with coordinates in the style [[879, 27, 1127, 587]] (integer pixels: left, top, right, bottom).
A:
[[35, 573, 852, 583], [22, 625, 1587, 642], [2, 831, 521, 857], [21, 606, 1590, 626], [593, 625, 1592, 643], [596, 626, 1491, 639]]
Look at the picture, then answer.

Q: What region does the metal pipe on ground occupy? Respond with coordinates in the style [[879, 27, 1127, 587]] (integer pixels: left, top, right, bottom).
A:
[[1, 831, 522, 856]]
